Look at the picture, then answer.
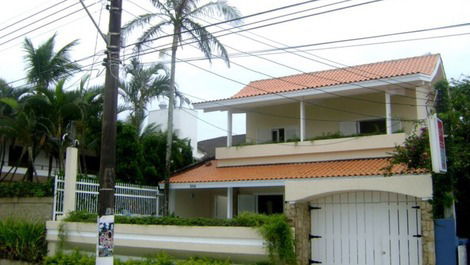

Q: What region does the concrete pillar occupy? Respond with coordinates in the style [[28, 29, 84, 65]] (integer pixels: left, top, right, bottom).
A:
[[285, 201, 311, 265], [385, 92, 392, 135], [419, 200, 436, 265], [300, 100, 305, 141], [227, 110, 232, 147], [227, 187, 233, 219], [416, 86, 429, 121], [62, 147, 78, 218]]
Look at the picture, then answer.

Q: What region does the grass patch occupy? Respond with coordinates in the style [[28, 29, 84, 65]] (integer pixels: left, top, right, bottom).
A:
[[0, 218, 47, 263]]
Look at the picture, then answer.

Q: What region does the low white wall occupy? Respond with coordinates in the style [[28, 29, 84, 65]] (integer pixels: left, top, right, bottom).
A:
[[46, 221, 268, 263]]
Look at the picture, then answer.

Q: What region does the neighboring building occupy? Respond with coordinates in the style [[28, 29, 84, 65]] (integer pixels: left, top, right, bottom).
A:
[[197, 134, 246, 159], [168, 54, 443, 265], [147, 103, 202, 158]]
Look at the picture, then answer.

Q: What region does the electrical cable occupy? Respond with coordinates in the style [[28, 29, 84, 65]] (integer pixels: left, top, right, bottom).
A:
[[0, 1, 80, 42], [0, 5, 102, 55], [124, 5, 430, 108], [122, 0, 329, 49], [0, 1, 98, 47], [0, 0, 69, 33]]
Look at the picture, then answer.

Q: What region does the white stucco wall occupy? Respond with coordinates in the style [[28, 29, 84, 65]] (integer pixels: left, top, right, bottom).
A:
[[147, 106, 200, 158]]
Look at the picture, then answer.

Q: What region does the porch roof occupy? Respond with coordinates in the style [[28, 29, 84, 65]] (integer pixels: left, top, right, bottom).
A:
[[170, 158, 427, 184]]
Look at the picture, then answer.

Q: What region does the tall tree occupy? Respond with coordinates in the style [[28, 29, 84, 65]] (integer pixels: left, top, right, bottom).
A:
[[23, 34, 80, 91], [119, 58, 170, 130], [123, 0, 241, 215]]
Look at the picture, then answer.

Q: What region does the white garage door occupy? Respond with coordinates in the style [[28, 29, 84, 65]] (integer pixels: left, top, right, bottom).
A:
[[310, 191, 422, 265]]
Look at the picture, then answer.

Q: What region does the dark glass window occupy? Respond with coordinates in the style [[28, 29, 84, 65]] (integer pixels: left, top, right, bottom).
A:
[[271, 128, 285, 142], [358, 119, 386, 134], [258, 195, 284, 215]]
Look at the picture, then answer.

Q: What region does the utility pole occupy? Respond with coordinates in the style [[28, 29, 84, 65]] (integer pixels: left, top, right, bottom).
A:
[[96, 0, 122, 264]]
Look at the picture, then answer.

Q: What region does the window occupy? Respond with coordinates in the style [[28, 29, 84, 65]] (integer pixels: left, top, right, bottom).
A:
[[271, 128, 285, 142], [257, 195, 284, 215], [358, 119, 386, 134], [237, 194, 284, 215]]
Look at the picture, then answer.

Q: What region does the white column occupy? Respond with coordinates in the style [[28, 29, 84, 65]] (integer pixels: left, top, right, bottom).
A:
[[227, 187, 233, 219], [227, 110, 233, 147], [300, 100, 305, 141], [62, 147, 78, 218], [385, 92, 392, 135]]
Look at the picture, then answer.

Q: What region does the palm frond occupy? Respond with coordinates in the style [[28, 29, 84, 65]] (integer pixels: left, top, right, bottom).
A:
[[122, 13, 159, 36], [135, 20, 171, 52], [189, 0, 242, 25]]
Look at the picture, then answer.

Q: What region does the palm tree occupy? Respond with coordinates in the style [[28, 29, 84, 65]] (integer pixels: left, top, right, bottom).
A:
[[123, 0, 241, 215], [23, 33, 80, 91], [119, 58, 170, 130], [25, 80, 83, 172]]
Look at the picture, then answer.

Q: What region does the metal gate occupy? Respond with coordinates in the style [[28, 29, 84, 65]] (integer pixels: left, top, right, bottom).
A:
[[310, 191, 422, 265]]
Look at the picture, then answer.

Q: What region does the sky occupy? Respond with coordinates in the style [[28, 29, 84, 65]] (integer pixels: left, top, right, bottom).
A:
[[1, 0, 470, 141]]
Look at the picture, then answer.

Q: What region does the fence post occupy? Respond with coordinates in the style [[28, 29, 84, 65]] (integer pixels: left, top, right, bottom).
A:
[[61, 147, 78, 219]]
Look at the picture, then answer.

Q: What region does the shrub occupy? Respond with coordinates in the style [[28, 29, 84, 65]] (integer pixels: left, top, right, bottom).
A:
[[0, 218, 47, 263], [0, 179, 53, 198]]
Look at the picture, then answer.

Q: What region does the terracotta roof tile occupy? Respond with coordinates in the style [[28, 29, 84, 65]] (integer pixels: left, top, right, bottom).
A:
[[230, 54, 440, 99], [170, 158, 427, 183]]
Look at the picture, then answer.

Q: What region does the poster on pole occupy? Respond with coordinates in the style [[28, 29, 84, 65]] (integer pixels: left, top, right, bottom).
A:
[[428, 114, 447, 173], [96, 215, 114, 265]]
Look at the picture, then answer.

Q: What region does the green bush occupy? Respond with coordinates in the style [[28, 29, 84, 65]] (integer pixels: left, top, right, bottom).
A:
[[258, 215, 296, 265], [0, 179, 53, 198], [0, 218, 47, 263], [64, 211, 273, 227]]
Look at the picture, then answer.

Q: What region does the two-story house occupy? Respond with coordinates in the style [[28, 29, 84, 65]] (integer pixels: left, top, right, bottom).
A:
[[168, 54, 442, 265]]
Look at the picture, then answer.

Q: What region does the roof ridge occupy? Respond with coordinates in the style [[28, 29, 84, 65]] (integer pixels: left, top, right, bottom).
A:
[[213, 157, 391, 169], [245, 53, 440, 85]]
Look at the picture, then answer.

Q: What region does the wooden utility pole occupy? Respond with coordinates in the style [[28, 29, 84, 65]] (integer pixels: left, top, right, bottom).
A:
[[97, 0, 122, 263]]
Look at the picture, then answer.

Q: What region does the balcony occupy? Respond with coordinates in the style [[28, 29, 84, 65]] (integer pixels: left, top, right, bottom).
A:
[[215, 133, 407, 167]]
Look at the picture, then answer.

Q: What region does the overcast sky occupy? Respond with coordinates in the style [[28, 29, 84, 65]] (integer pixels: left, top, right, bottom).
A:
[[1, 0, 470, 141]]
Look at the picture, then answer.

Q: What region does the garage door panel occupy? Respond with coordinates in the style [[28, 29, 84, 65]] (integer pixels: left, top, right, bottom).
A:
[[310, 191, 422, 265]]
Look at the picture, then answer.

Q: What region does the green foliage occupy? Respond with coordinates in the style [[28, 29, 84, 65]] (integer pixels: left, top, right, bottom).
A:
[[43, 251, 95, 265], [65, 211, 271, 227], [0, 218, 47, 263], [0, 179, 53, 197], [115, 122, 193, 185], [116, 122, 145, 183], [258, 215, 296, 265], [175, 257, 232, 265]]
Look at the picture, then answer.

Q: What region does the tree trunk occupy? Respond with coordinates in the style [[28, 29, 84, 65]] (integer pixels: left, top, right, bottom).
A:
[[163, 27, 179, 216]]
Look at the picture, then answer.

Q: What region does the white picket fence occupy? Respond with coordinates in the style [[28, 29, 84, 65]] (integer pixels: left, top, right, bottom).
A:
[[52, 175, 161, 220]]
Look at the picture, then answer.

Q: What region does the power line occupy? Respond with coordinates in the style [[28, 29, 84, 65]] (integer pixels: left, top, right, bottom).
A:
[[122, 0, 329, 49], [0, 1, 98, 47], [164, 49, 422, 123], [0, 4, 102, 55], [0, 0, 69, 33], [124, 3, 429, 107], [197, 16, 431, 100], [0, 1, 80, 42]]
